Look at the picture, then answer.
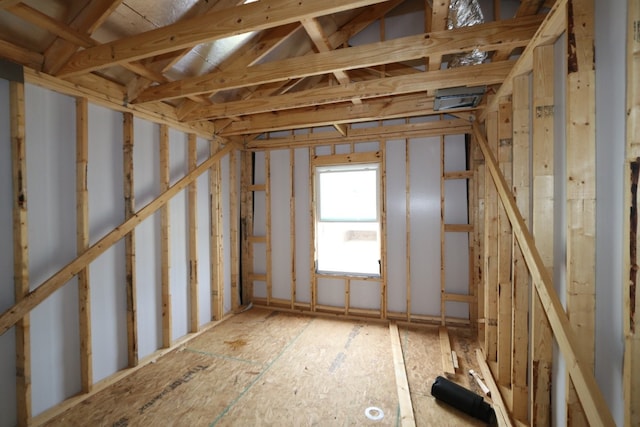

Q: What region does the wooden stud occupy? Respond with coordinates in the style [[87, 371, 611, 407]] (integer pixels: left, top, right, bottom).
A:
[[264, 151, 272, 306], [625, 0, 640, 425], [210, 140, 224, 321], [565, 1, 596, 424], [497, 98, 513, 386], [440, 134, 446, 325], [188, 134, 199, 332], [0, 143, 235, 334], [484, 110, 499, 363], [473, 134, 486, 346], [159, 124, 172, 348], [389, 322, 416, 426], [531, 44, 554, 426], [405, 135, 412, 321], [290, 148, 296, 309], [240, 149, 254, 307], [229, 149, 240, 311], [11, 79, 31, 427], [309, 147, 317, 312], [122, 111, 138, 367], [380, 141, 387, 319], [510, 73, 531, 423], [473, 121, 616, 427]]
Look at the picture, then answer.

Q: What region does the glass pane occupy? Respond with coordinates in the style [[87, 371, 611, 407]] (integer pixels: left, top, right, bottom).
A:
[[319, 169, 377, 221], [316, 222, 380, 275]]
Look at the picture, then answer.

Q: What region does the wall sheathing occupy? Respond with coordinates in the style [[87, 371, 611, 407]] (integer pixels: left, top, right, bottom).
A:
[[0, 81, 235, 425]]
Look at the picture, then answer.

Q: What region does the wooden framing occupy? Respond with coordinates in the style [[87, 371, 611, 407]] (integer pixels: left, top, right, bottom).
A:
[[210, 140, 224, 321], [625, 1, 640, 425], [264, 151, 272, 306], [240, 149, 254, 306], [389, 322, 416, 426], [289, 148, 296, 310], [230, 148, 240, 311], [159, 124, 172, 348], [510, 74, 531, 423], [565, 1, 596, 424], [531, 44, 554, 426], [473, 121, 616, 427], [440, 135, 446, 325], [188, 133, 199, 332], [122, 111, 138, 367], [405, 136, 412, 321], [11, 78, 31, 427]]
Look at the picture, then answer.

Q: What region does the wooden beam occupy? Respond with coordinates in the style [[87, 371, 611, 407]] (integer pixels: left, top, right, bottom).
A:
[[188, 134, 199, 332], [476, 349, 514, 427], [625, 1, 640, 425], [76, 97, 93, 392], [57, 0, 392, 77], [210, 140, 224, 320], [428, 0, 451, 71], [480, 0, 567, 122], [0, 0, 22, 8], [0, 38, 43, 70], [531, 44, 554, 426], [159, 125, 172, 348], [122, 112, 138, 368], [565, 1, 596, 424], [44, 0, 124, 74], [389, 323, 416, 426], [472, 121, 616, 427], [182, 61, 512, 121], [0, 139, 234, 336], [510, 74, 530, 423], [136, 16, 540, 103], [439, 326, 456, 375], [11, 79, 31, 427]]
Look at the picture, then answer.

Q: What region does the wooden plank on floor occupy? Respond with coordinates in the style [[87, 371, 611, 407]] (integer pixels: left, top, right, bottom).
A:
[[476, 349, 513, 427], [389, 322, 416, 427], [439, 326, 455, 376]]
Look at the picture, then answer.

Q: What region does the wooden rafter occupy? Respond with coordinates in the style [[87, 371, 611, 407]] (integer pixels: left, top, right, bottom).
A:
[[428, 0, 451, 71], [136, 15, 541, 104], [56, 0, 392, 77]]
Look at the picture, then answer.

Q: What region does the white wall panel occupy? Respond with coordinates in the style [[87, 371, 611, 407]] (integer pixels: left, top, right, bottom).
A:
[[269, 150, 291, 300], [354, 141, 379, 152], [445, 233, 470, 295], [444, 180, 468, 224], [133, 117, 161, 359], [196, 137, 212, 326], [87, 103, 127, 383], [385, 140, 407, 313], [444, 134, 467, 172], [0, 78, 17, 427], [317, 278, 344, 306], [25, 84, 81, 416], [408, 137, 441, 316], [168, 129, 189, 339], [294, 148, 311, 303], [350, 281, 380, 310]]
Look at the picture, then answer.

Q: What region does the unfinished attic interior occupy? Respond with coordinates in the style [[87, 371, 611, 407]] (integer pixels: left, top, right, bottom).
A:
[[0, 0, 637, 425]]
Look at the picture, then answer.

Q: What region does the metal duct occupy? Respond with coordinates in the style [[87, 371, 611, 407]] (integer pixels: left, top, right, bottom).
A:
[[447, 0, 488, 67]]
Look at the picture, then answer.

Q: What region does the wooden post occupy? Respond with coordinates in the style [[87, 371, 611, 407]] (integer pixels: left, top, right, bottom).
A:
[[210, 140, 224, 320], [187, 134, 199, 331], [565, 1, 596, 424], [484, 111, 499, 362], [440, 135, 446, 325], [122, 111, 138, 367], [405, 137, 412, 321], [531, 44, 554, 426], [309, 147, 317, 312], [473, 134, 485, 346], [510, 74, 531, 423], [625, 0, 640, 425], [230, 148, 239, 311], [289, 148, 296, 309], [11, 79, 31, 427], [497, 98, 513, 385], [241, 149, 254, 307], [159, 124, 172, 348], [380, 142, 387, 319], [264, 150, 272, 306]]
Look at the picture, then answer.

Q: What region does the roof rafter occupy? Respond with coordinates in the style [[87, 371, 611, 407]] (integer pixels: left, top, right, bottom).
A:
[[56, 0, 392, 77]]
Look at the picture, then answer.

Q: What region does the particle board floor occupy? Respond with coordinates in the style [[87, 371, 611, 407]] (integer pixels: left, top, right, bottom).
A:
[[45, 309, 489, 426]]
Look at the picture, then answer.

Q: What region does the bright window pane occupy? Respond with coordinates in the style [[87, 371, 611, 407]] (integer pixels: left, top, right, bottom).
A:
[[319, 169, 377, 221]]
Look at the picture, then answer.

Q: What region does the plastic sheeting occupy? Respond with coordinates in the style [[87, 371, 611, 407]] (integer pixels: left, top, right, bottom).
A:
[[447, 0, 487, 67]]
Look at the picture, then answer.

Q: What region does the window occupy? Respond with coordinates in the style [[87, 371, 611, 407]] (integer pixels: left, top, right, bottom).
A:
[[315, 162, 381, 276]]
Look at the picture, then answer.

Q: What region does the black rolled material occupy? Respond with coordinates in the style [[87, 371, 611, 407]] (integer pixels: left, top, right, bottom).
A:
[[430, 375, 496, 424]]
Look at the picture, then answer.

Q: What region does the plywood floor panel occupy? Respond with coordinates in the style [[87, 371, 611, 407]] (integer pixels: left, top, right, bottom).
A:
[[45, 309, 487, 426]]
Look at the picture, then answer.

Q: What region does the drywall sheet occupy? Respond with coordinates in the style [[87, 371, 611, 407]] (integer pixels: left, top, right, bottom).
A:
[[168, 129, 189, 339], [408, 137, 441, 316], [294, 148, 311, 303], [221, 154, 232, 313], [354, 141, 379, 152], [25, 84, 81, 416], [444, 180, 469, 224], [350, 280, 381, 310], [0, 78, 17, 427], [133, 117, 162, 359], [196, 137, 212, 326], [87, 103, 127, 383], [445, 233, 470, 319], [269, 149, 291, 300], [444, 134, 467, 172], [253, 192, 266, 237], [385, 139, 408, 313]]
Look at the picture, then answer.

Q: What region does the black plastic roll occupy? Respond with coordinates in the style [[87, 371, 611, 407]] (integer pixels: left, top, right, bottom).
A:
[[430, 375, 496, 424]]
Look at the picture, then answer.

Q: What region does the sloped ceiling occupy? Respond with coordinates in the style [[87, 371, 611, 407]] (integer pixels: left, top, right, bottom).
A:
[[0, 0, 554, 141]]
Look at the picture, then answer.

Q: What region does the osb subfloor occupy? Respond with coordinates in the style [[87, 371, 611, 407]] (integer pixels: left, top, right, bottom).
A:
[[46, 309, 488, 426]]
